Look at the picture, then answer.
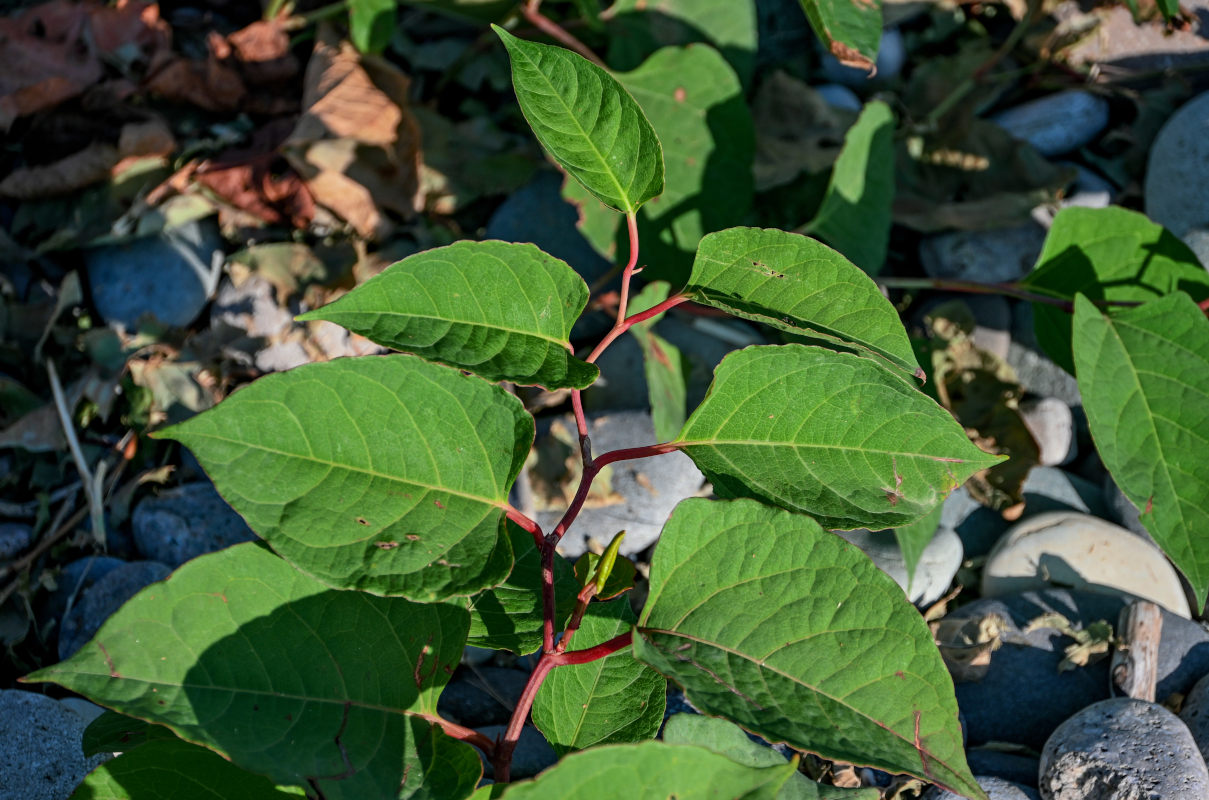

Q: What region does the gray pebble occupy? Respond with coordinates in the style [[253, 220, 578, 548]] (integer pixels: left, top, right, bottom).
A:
[[437, 667, 529, 727], [85, 219, 224, 331], [923, 775, 1040, 799], [1018, 397, 1074, 466], [948, 589, 1209, 749], [1146, 91, 1209, 256], [1179, 672, 1209, 765], [920, 225, 1047, 284], [838, 525, 961, 607], [1040, 698, 1209, 799], [40, 555, 126, 626], [59, 561, 171, 659], [1006, 341, 1081, 408], [476, 724, 556, 779], [537, 411, 704, 559], [0, 690, 109, 800], [965, 749, 1041, 787], [991, 90, 1110, 157], [814, 83, 863, 112], [0, 522, 31, 560], [131, 482, 256, 567]]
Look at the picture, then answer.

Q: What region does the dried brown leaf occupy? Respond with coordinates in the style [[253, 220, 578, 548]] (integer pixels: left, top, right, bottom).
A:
[[228, 19, 298, 85]]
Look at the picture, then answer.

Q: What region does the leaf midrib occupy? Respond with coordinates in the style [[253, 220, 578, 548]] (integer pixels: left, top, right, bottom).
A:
[[320, 308, 571, 348], [677, 438, 988, 463]]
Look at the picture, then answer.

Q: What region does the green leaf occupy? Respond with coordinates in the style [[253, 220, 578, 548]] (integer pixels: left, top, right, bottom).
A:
[[349, 0, 395, 54], [1022, 206, 1209, 375], [797, 0, 883, 72], [71, 739, 305, 799], [27, 543, 480, 800], [574, 549, 637, 601], [494, 740, 795, 798], [401, 0, 514, 23], [636, 498, 985, 800], [494, 26, 664, 215], [604, 0, 759, 88], [1156, 0, 1180, 20], [297, 241, 598, 390], [466, 522, 582, 654], [804, 101, 896, 275], [156, 355, 530, 600], [532, 599, 664, 754], [662, 714, 880, 800], [892, 503, 943, 594], [685, 227, 921, 379], [1072, 293, 1209, 609], [83, 711, 179, 757], [628, 282, 689, 441], [674, 345, 1001, 530]]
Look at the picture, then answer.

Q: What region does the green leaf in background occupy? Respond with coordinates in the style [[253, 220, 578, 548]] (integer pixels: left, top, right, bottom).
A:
[[627, 281, 689, 441], [1156, 0, 1180, 20], [156, 355, 530, 600], [466, 522, 582, 654], [1022, 206, 1209, 375], [1072, 293, 1209, 609], [604, 0, 759, 88], [72, 739, 305, 799], [662, 714, 880, 800], [349, 0, 395, 54], [297, 241, 598, 390], [26, 544, 479, 800], [803, 101, 896, 275], [674, 345, 1001, 530], [494, 740, 795, 799], [532, 599, 664, 755], [494, 26, 664, 215], [636, 499, 985, 800], [797, 0, 883, 71], [893, 503, 943, 594], [685, 228, 921, 379], [83, 711, 179, 757], [402, 0, 514, 23]]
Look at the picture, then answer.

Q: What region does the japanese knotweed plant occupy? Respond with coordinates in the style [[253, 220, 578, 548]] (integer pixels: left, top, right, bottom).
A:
[[27, 29, 1009, 800]]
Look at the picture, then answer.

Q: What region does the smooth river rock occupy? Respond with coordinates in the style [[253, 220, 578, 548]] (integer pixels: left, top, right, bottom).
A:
[[981, 511, 1191, 617], [990, 90, 1110, 157], [1145, 91, 1209, 267], [1040, 698, 1209, 799], [839, 525, 962, 607]]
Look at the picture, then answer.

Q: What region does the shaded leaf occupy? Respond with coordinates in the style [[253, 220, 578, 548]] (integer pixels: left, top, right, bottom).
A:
[[26, 543, 480, 800], [1023, 206, 1209, 375], [532, 599, 664, 754], [685, 228, 920, 378], [751, 71, 857, 193], [349, 0, 396, 54], [298, 241, 597, 389], [497, 740, 795, 798], [83, 711, 179, 758], [674, 345, 1001, 530], [156, 355, 530, 600], [466, 522, 581, 654], [71, 739, 304, 799], [892, 503, 942, 594], [495, 26, 663, 215], [804, 101, 896, 275], [628, 281, 688, 440], [1072, 293, 1209, 609], [402, 0, 514, 23], [604, 0, 759, 88], [662, 714, 880, 800], [797, 0, 882, 71], [636, 498, 985, 799]]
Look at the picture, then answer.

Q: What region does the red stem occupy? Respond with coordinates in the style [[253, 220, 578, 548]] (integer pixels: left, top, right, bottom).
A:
[[548, 631, 633, 666], [493, 655, 555, 782], [551, 441, 680, 543], [557, 582, 598, 654], [520, 0, 606, 68], [416, 712, 497, 755], [505, 505, 544, 549]]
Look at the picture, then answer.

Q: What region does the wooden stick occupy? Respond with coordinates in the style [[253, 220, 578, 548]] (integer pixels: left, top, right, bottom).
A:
[[1111, 600, 1162, 701]]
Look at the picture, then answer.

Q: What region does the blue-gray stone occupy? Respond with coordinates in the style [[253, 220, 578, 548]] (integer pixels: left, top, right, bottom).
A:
[[85, 219, 224, 330], [1145, 91, 1209, 258], [59, 560, 171, 659], [964, 749, 1040, 787], [924, 776, 1040, 799], [0, 690, 109, 800], [991, 90, 1109, 157], [131, 482, 256, 567], [0, 522, 31, 560], [815, 83, 862, 112], [437, 667, 528, 727], [40, 555, 126, 625]]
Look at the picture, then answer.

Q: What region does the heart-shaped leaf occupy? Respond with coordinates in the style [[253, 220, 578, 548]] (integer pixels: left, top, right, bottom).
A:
[[156, 355, 532, 600], [674, 345, 999, 530], [798, 0, 882, 72], [26, 543, 480, 800], [495, 26, 663, 215], [662, 714, 880, 800], [804, 101, 896, 275], [685, 228, 921, 378], [297, 241, 598, 390], [493, 740, 795, 799], [71, 738, 305, 799], [532, 599, 664, 755], [465, 522, 581, 654], [1073, 292, 1209, 608], [636, 498, 985, 800], [1023, 206, 1209, 375]]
